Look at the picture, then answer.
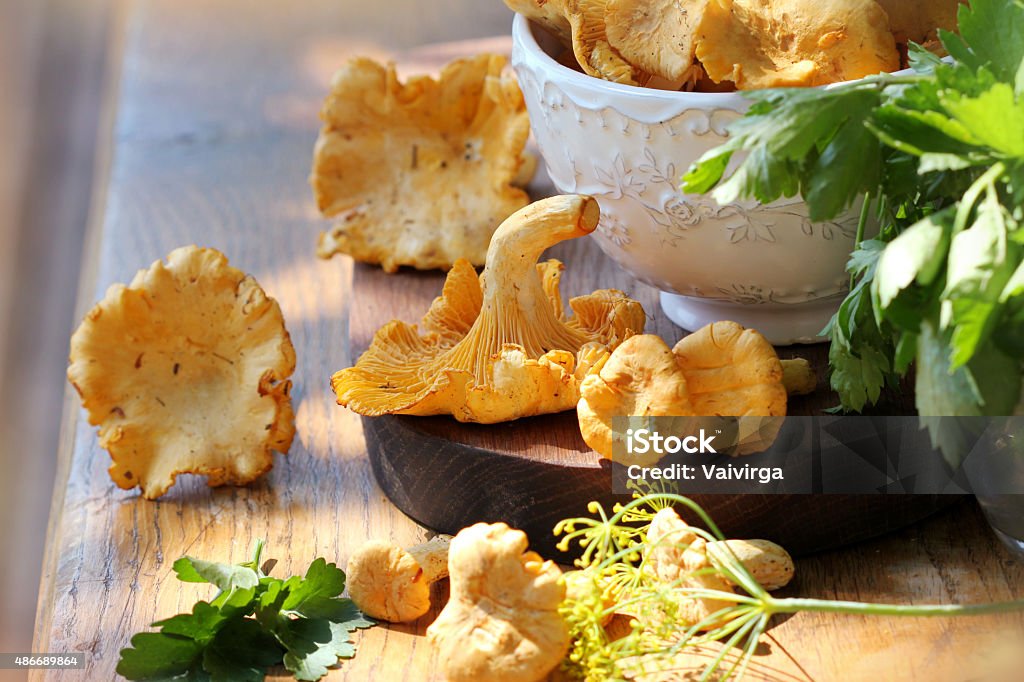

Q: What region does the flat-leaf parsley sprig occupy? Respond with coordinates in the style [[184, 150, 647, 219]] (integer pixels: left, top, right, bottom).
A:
[[117, 541, 375, 682], [683, 0, 1024, 417], [555, 493, 1024, 682]]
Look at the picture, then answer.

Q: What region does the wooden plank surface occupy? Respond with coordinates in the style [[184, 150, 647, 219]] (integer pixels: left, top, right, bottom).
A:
[[0, 0, 121, 668], [32, 1, 1024, 681]]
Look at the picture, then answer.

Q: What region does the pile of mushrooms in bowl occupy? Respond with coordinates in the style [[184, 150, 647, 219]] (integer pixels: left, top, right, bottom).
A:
[[508, 0, 959, 344]]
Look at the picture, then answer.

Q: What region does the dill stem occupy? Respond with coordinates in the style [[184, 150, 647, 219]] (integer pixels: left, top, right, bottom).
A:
[[765, 596, 1024, 618]]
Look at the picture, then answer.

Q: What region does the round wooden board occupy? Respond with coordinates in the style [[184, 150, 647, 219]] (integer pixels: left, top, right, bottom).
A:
[[350, 234, 956, 557]]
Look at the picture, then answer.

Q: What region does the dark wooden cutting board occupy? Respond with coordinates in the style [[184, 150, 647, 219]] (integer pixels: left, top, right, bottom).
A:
[[349, 234, 953, 556]]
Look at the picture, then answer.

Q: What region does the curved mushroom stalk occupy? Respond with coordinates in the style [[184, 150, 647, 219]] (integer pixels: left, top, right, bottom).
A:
[[331, 194, 646, 424], [472, 195, 599, 364]]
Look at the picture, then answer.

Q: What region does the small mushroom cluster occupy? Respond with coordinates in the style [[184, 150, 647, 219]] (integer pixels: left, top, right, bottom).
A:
[[507, 0, 963, 90], [345, 510, 795, 681], [577, 322, 816, 461], [347, 523, 570, 682]]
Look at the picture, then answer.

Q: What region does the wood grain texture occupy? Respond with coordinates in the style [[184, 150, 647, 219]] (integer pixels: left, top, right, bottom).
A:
[[32, 1, 1024, 681], [0, 0, 121, 667]]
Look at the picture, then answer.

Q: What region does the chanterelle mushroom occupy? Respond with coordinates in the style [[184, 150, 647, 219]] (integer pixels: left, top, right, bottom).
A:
[[578, 334, 693, 462], [331, 194, 646, 423], [311, 54, 531, 272], [346, 535, 452, 623], [695, 0, 900, 89], [578, 325, 809, 459], [67, 246, 296, 499], [876, 0, 963, 45], [672, 321, 787, 419], [506, 0, 647, 85], [605, 0, 709, 83], [644, 508, 794, 627], [504, 0, 573, 46], [426, 522, 569, 682]]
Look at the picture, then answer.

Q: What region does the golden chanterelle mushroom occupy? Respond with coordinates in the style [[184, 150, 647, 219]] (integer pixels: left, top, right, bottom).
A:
[[695, 0, 900, 89], [311, 54, 531, 272], [331, 194, 646, 424], [68, 246, 296, 499]]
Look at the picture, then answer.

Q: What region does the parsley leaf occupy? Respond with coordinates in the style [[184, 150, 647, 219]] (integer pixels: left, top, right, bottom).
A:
[[281, 558, 347, 614], [117, 633, 206, 681], [201, 619, 283, 682], [683, 0, 1024, 415], [119, 543, 375, 682], [172, 557, 259, 592], [872, 208, 953, 328], [941, 0, 1024, 87], [943, 191, 1018, 367], [941, 83, 1024, 157], [278, 616, 373, 682]]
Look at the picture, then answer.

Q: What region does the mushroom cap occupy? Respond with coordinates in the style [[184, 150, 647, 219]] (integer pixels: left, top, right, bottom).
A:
[[504, 0, 574, 45], [578, 334, 693, 460], [708, 539, 795, 591], [311, 54, 530, 272], [426, 522, 568, 682], [644, 507, 699, 585], [67, 246, 295, 499], [605, 0, 709, 82], [644, 508, 735, 625], [567, 0, 648, 85], [876, 0, 962, 44], [346, 541, 432, 623], [672, 321, 786, 455], [672, 321, 786, 418], [331, 195, 646, 424], [506, 0, 646, 84], [695, 0, 900, 89]]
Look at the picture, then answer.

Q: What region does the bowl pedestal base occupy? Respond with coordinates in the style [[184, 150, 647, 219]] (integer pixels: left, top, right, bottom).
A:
[[659, 291, 840, 345]]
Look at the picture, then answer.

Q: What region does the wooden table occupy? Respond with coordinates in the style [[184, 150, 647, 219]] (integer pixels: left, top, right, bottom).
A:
[[32, 1, 1024, 680]]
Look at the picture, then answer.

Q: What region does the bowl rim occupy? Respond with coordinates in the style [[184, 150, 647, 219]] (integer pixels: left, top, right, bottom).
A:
[[511, 12, 920, 105]]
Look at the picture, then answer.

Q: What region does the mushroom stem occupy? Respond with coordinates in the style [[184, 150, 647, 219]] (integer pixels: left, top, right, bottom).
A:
[[471, 195, 599, 363], [707, 538, 795, 592], [781, 358, 816, 396], [406, 535, 453, 584]]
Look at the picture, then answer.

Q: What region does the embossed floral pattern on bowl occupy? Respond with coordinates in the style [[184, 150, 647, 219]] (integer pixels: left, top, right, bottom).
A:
[[510, 15, 874, 344]]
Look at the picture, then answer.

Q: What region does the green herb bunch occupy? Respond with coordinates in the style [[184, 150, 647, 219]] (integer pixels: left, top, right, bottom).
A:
[[555, 492, 1024, 682], [117, 541, 374, 682], [683, 0, 1024, 416]]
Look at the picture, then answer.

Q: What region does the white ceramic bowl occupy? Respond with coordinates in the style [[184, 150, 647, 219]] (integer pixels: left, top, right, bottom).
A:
[[511, 14, 868, 344]]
